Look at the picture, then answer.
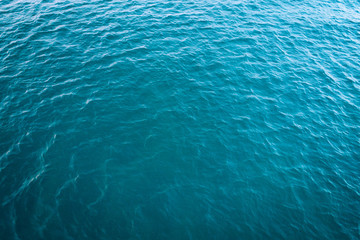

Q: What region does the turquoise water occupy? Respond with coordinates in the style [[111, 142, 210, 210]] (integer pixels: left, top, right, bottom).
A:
[[1, 0, 360, 239]]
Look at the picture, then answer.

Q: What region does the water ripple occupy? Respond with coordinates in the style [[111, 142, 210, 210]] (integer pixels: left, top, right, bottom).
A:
[[1, 0, 360, 239]]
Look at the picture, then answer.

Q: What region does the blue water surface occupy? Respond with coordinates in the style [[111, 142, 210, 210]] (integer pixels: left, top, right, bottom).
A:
[[0, 0, 360, 239]]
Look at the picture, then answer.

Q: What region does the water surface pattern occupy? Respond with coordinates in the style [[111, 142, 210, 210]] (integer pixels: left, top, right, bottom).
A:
[[1, 0, 360, 239]]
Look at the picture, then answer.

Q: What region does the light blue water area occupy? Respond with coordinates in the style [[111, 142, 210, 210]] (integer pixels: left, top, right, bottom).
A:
[[0, 0, 360, 239]]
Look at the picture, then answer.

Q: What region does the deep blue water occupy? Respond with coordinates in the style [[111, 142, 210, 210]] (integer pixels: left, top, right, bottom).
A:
[[1, 0, 360, 239]]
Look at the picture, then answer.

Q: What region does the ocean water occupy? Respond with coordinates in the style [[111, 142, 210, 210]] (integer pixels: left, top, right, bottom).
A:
[[1, 0, 360, 239]]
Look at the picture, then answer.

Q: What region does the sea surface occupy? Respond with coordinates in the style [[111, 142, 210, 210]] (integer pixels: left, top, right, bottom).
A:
[[0, 0, 360, 239]]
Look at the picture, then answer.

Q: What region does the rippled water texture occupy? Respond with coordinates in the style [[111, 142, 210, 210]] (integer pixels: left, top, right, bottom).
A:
[[1, 0, 360, 239]]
